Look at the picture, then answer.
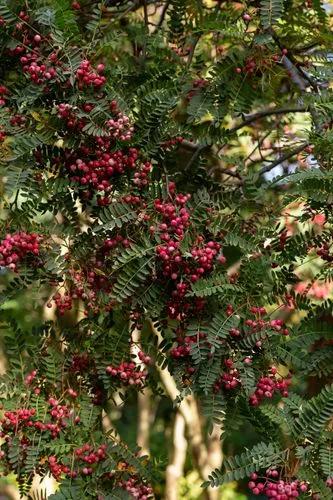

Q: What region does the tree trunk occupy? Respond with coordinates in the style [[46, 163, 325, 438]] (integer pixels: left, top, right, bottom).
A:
[[165, 410, 187, 500], [137, 388, 152, 456]]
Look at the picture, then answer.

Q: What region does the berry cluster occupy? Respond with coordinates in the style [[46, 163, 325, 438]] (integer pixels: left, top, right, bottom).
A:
[[243, 57, 258, 74], [118, 478, 153, 499], [21, 55, 58, 85], [161, 136, 184, 149], [48, 236, 131, 315], [249, 367, 291, 406], [155, 238, 221, 321], [10, 114, 27, 127], [170, 334, 199, 358], [213, 359, 241, 392], [106, 111, 134, 141], [24, 369, 37, 385], [0, 85, 9, 107], [187, 78, 208, 100], [326, 477, 333, 489], [190, 240, 222, 281], [167, 295, 206, 321], [138, 351, 152, 365], [0, 408, 36, 433], [50, 292, 73, 315], [105, 362, 148, 387], [66, 145, 139, 195], [7, 18, 61, 86], [317, 243, 333, 262], [48, 443, 108, 480], [56, 103, 86, 130], [248, 471, 308, 498], [154, 192, 191, 239], [0, 398, 77, 440], [48, 456, 73, 481], [0, 232, 40, 271], [75, 443, 107, 466], [76, 60, 106, 89], [244, 307, 289, 339], [133, 162, 152, 188]]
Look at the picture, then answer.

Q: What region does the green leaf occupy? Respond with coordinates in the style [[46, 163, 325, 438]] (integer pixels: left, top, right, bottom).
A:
[[260, 0, 284, 28]]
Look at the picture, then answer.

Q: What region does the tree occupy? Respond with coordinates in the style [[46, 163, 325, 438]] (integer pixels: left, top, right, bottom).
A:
[[0, 0, 333, 498]]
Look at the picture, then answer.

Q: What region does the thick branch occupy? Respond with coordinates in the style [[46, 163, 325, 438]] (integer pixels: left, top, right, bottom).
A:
[[131, 326, 154, 456], [152, 321, 216, 497]]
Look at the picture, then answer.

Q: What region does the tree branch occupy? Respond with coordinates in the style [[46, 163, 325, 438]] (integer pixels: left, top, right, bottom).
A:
[[155, 0, 170, 30], [180, 106, 307, 153], [259, 142, 309, 175], [229, 106, 307, 133], [268, 27, 322, 92]]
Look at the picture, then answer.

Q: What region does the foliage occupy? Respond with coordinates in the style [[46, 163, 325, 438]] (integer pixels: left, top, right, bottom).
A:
[[0, 0, 333, 498]]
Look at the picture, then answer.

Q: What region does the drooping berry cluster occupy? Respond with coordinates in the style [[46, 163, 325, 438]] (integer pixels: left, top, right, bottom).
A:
[[0, 232, 41, 271], [7, 17, 61, 86], [10, 114, 27, 127], [105, 362, 148, 387], [48, 443, 108, 479], [118, 477, 153, 499], [21, 54, 58, 84], [156, 239, 221, 283], [75, 443, 107, 472], [248, 471, 308, 498], [154, 199, 191, 239], [189, 240, 222, 281], [249, 367, 292, 406], [152, 192, 220, 321]]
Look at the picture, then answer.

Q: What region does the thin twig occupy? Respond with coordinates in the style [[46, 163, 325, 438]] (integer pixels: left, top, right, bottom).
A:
[[184, 143, 210, 171], [141, 0, 149, 60], [220, 168, 243, 182]]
